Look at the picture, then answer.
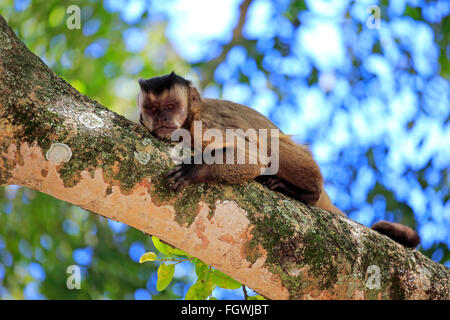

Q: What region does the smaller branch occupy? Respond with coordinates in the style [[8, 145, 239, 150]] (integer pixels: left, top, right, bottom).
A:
[[198, 0, 253, 88], [242, 285, 249, 300]]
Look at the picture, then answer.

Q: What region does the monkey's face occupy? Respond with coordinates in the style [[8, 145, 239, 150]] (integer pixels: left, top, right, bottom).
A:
[[138, 86, 188, 140]]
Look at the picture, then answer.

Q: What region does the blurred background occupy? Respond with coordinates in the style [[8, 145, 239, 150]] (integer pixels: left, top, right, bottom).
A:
[[0, 0, 449, 299]]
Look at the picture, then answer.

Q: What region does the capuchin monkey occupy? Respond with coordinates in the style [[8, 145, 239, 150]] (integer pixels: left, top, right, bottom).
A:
[[137, 72, 420, 248]]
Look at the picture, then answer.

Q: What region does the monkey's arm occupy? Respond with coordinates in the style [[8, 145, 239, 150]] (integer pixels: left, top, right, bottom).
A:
[[166, 149, 262, 192], [167, 131, 324, 205]]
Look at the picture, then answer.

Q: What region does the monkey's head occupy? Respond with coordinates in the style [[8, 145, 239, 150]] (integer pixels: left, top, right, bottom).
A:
[[137, 72, 200, 140]]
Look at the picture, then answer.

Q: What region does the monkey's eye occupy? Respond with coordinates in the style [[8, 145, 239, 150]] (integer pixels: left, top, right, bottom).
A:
[[165, 103, 174, 110], [144, 103, 157, 112]]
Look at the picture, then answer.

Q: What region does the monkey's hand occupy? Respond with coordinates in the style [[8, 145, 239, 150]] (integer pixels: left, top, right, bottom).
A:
[[256, 175, 320, 205], [166, 161, 262, 193], [165, 164, 197, 192], [166, 163, 211, 192]]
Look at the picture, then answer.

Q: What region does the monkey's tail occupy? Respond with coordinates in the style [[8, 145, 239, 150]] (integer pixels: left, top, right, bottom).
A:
[[371, 221, 420, 248]]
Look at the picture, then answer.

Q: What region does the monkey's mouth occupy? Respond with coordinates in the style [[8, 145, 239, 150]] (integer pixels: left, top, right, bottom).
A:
[[154, 126, 178, 138]]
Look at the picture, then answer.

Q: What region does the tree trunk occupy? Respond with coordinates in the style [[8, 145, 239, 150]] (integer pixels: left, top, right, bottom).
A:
[[0, 15, 448, 300]]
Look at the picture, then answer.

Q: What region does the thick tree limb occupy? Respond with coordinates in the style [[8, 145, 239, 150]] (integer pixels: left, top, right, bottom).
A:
[[0, 15, 449, 300]]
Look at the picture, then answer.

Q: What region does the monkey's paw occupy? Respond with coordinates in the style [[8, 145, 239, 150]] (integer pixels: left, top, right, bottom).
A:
[[165, 164, 195, 193], [258, 176, 292, 194], [256, 175, 320, 205], [262, 176, 286, 190]]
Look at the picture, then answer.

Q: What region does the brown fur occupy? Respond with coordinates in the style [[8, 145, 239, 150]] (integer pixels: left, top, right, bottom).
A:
[[138, 73, 420, 248], [188, 97, 323, 199], [371, 221, 420, 248]]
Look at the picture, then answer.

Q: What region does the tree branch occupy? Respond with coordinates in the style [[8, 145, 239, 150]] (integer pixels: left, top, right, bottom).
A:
[[0, 15, 449, 300], [198, 0, 253, 88]]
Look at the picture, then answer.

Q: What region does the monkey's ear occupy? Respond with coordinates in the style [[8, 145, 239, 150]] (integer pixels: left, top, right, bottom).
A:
[[138, 78, 146, 90], [189, 86, 201, 104]]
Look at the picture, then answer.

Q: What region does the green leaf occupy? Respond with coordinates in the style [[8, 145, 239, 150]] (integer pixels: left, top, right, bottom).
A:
[[185, 280, 214, 300], [194, 260, 209, 280], [168, 247, 188, 256], [156, 263, 175, 291], [403, 4, 422, 20], [185, 260, 215, 300], [139, 252, 158, 263], [185, 281, 202, 300], [211, 270, 242, 289], [152, 236, 187, 256], [248, 295, 266, 300], [152, 236, 172, 255], [48, 6, 65, 27]]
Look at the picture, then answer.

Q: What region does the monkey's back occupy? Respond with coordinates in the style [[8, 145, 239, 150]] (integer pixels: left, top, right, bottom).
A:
[[197, 98, 280, 132]]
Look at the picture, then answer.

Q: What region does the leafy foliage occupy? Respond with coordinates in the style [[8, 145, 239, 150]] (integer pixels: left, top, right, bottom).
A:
[[139, 237, 262, 300]]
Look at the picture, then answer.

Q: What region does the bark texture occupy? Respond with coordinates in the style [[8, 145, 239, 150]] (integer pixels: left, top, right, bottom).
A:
[[0, 15, 449, 300]]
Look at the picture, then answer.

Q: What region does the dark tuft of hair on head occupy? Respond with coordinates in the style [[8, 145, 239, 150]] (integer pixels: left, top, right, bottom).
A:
[[138, 72, 191, 95]]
